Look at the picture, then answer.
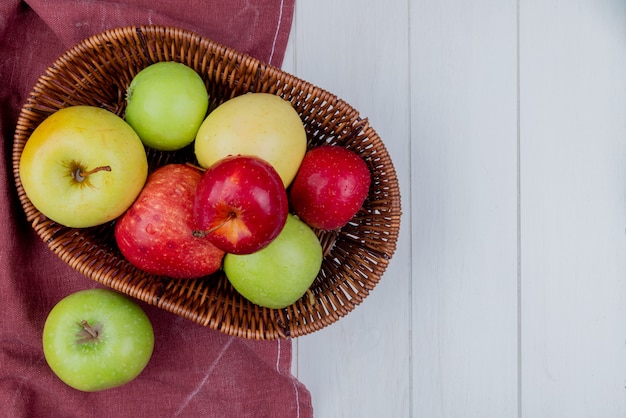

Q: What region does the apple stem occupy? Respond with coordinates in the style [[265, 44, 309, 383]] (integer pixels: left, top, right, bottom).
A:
[[185, 162, 206, 172], [79, 320, 99, 339], [193, 212, 236, 237], [75, 165, 112, 182]]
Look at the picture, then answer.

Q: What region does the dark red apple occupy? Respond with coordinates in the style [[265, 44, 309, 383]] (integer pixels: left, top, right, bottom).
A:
[[114, 164, 225, 279], [290, 145, 371, 230], [193, 155, 289, 255]]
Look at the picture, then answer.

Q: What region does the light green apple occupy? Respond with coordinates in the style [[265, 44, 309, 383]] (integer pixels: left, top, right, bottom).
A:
[[223, 214, 323, 309], [19, 106, 148, 228], [42, 288, 154, 392], [125, 61, 208, 151], [194, 92, 307, 187]]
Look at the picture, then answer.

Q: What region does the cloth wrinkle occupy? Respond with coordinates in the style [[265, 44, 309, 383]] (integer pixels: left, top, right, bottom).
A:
[[269, 0, 286, 65], [276, 339, 302, 418], [173, 339, 234, 417]]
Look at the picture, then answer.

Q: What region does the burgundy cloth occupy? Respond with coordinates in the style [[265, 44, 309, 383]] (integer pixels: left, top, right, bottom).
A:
[[0, 1, 314, 417]]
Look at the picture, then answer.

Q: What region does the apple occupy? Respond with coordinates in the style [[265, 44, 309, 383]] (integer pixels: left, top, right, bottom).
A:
[[223, 214, 323, 309], [115, 164, 225, 279], [125, 61, 208, 151], [193, 155, 288, 255], [19, 106, 148, 228], [194, 92, 307, 187], [290, 145, 371, 230], [42, 288, 154, 392]]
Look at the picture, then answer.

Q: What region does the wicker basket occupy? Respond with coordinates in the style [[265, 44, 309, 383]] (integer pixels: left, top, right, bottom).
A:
[[12, 25, 401, 340]]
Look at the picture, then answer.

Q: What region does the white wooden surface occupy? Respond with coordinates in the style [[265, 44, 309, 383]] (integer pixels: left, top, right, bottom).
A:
[[284, 0, 626, 417]]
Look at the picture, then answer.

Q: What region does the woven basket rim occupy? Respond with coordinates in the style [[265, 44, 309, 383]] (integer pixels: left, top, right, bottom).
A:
[[12, 24, 402, 340]]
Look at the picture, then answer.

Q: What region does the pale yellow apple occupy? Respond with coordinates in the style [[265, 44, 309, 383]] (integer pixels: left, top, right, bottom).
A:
[[19, 106, 148, 228], [194, 93, 307, 187]]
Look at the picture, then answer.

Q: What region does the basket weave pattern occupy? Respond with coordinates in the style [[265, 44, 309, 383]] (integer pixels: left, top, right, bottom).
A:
[[12, 26, 401, 339]]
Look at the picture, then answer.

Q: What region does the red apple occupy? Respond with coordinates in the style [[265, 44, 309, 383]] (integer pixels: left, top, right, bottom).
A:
[[114, 164, 225, 279], [290, 145, 371, 230], [193, 155, 288, 255]]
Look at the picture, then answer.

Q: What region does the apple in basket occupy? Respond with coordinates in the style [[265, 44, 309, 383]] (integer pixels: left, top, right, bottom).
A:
[[290, 145, 371, 230], [194, 92, 307, 187], [19, 106, 148, 228], [115, 164, 225, 279], [224, 214, 323, 309], [125, 61, 209, 151], [42, 288, 154, 392], [193, 155, 289, 255]]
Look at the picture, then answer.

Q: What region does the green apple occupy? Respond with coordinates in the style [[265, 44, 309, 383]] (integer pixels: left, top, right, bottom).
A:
[[42, 288, 154, 392], [125, 61, 208, 151], [223, 214, 323, 309], [19, 106, 148, 228], [194, 92, 307, 187]]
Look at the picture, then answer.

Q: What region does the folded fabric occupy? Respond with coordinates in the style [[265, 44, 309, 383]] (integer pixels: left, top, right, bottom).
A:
[[0, 1, 313, 416]]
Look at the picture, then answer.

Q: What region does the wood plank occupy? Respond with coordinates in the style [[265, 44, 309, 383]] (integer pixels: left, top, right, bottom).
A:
[[519, 1, 626, 416], [410, 1, 520, 416], [289, 0, 412, 416]]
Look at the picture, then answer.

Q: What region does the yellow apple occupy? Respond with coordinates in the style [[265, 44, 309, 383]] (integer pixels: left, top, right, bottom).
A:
[[19, 106, 148, 228], [194, 93, 307, 187]]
